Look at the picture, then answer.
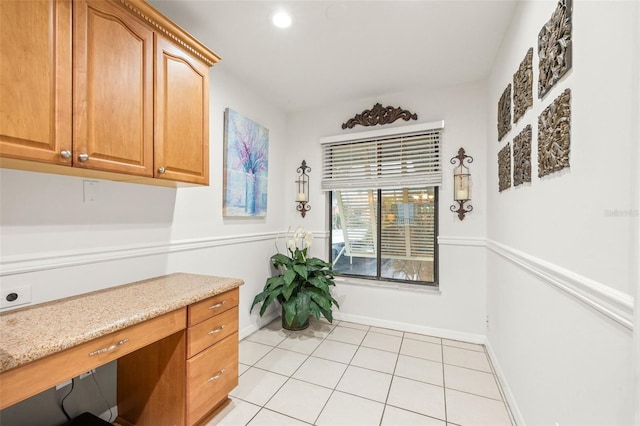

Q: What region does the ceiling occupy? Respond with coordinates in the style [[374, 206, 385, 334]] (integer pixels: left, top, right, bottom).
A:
[[149, 1, 519, 113]]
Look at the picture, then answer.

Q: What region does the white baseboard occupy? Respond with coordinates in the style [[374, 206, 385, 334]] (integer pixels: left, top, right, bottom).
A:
[[485, 340, 525, 426], [239, 312, 280, 340], [333, 312, 486, 344]]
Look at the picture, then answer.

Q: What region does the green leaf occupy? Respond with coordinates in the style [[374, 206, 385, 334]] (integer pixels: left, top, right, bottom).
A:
[[308, 290, 331, 311], [321, 307, 333, 323], [294, 290, 311, 325], [308, 300, 321, 319], [271, 253, 291, 265], [331, 296, 340, 309], [308, 277, 330, 293], [282, 279, 296, 301], [293, 264, 309, 280], [283, 268, 296, 285], [307, 257, 330, 267], [265, 275, 285, 291], [250, 291, 269, 312], [259, 288, 282, 316], [283, 299, 296, 326]]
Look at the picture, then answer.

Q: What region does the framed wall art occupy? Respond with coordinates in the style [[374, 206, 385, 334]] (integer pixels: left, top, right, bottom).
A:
[[513, 48, 533, 123], [497, 84, 512, 141], [498, 143, 511, 192], [513, 125, 532, 186], [223, 108, 269, 217], [538, 0, 572, 99], [538, 88, 571, 178]]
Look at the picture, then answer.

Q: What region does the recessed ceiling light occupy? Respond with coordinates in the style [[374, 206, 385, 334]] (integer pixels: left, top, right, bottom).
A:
[[272, 10, 292, 28]]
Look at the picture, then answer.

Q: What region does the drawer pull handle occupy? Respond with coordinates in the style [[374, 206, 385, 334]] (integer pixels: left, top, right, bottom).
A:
[[208, 324, 226, 335], [208, 301, 226, 310], [89, 338, 129, 356], [207, 369, 225, 382]]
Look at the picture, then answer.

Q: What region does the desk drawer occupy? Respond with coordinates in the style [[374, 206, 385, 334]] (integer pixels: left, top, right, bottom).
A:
[[188, 288, 238, 326], [187, 306, 238, 358], [187, 332, 238, 425], [0, 308, 186, 410]]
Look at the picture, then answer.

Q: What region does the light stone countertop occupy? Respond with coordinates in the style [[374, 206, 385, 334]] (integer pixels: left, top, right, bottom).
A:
[[0, 273, 243, 373]]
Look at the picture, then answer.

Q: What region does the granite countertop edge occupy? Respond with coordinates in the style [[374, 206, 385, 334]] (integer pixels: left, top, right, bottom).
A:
[[0, 272, 244, 373]]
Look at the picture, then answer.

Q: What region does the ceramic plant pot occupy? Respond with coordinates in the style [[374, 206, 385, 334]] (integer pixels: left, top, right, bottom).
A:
[[281, 307, 309, 331]]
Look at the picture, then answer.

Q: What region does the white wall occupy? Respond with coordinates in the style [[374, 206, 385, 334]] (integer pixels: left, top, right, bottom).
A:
[[286, 81, 489, 340], [486, 1, 638, 424]]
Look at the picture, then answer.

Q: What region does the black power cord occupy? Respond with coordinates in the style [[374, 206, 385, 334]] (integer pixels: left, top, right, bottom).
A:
[[60, 378, 75, 421], [59, 371, 114, 424]]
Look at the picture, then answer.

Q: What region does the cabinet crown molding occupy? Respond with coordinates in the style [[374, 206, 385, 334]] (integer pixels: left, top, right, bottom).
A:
[[117, 0, 221, 67]]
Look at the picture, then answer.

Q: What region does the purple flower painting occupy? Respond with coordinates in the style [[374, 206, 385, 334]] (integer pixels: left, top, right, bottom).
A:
[[223, 108, 269, 216]]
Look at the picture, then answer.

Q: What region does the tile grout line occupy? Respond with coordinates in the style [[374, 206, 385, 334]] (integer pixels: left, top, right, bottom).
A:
[[238, 320, 329, 425], [311, 320, 364, 425], [267, 321, 339, 425], [378, 330, 405, 426]]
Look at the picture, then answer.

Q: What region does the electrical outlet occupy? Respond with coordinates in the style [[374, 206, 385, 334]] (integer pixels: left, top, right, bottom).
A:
[[79, 369, 96, 379], [55, 379, 72, 390], [83, 180, 99, 203], [0, 285, 32, 309]]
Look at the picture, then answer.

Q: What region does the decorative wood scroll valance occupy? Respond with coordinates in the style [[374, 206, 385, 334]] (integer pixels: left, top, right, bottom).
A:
[[341, 103, 418, 129]]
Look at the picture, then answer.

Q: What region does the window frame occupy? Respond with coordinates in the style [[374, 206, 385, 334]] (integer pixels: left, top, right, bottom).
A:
[[321, 120, 444, 287], [328, 188, 439, 287]]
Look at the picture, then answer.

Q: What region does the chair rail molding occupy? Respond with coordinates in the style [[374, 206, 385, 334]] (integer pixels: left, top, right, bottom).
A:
[[486, 239, 634, 330], [438, 236, 486, 247], [0, 232, 279, 277]]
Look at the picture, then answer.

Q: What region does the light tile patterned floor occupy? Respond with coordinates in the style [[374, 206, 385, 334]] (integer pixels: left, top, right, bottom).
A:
[[207, 318, 515, 426]]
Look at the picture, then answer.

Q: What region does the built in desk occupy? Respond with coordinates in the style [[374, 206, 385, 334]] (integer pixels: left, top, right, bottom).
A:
[[0, 273, 243, 425]]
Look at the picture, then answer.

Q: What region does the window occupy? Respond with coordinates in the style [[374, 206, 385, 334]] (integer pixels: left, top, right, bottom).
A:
[[321, 121, 443, 285]]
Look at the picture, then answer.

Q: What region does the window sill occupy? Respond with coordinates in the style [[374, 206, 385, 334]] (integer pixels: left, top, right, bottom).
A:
[[333, 275, 441, 295]]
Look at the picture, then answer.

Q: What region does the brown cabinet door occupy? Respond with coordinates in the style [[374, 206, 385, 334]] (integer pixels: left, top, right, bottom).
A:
[[0, 0, 72, 165], [73, 0, 153, 176], [155, 36, 209, 185]]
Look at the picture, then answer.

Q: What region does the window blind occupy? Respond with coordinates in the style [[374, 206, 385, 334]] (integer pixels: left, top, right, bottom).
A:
[[321, 124, 443, 191]]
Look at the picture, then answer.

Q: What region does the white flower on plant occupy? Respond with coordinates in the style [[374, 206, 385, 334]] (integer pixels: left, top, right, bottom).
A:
[[287, 239, 296, 253], [277, 226, 314, 256], [303, 232, 313, 249]]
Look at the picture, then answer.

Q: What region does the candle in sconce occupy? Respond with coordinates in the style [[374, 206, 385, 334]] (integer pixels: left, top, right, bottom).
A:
[[454, 174, 470, 201], [456, 188, 469, 200], [297, 192, 308, 202]]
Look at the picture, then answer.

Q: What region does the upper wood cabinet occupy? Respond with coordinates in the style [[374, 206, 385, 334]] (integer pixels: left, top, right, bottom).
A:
[[155, 36, 209, 185], [0, 0, 220, 186], [0, 0, 72, 165], [74, 0, 154, 177]]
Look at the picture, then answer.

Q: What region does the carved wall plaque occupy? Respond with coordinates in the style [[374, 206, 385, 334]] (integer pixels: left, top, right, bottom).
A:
[[538, 0, 572, 99], [498, 143, 511, 192], [497, 84, 512, 141], [538, 88, 571, 177], [341, 103, 417, 129], [513, 125, 532, 186], [513, 48, 533, 123]]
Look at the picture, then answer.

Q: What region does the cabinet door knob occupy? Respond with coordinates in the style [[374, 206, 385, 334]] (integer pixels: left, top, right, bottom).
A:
[[60, 150, 72, 159], [78, 153, 89, 162], [158, 167, 166, 174]]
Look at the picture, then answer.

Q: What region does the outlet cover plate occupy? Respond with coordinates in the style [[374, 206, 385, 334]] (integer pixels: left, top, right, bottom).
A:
[[1, 285, 32, 309]]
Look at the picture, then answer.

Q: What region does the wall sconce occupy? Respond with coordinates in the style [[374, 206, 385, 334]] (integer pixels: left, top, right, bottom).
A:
[[450, 147, 473, 220], [295, 160, 311, 218]]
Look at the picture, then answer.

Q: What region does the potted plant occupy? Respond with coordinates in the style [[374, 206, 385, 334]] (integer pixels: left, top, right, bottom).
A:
[[250, 227, 339, 330]]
